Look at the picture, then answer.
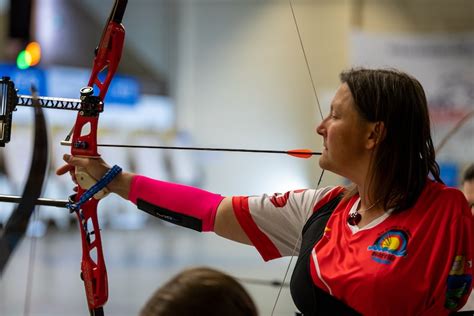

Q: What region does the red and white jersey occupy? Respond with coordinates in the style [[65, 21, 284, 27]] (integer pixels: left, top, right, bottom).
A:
[[232, 180, 473, 315]]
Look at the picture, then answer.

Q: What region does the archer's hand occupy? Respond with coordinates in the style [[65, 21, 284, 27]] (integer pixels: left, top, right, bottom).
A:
[[56, 154, 133, 199], [56, 154, 111, 184]]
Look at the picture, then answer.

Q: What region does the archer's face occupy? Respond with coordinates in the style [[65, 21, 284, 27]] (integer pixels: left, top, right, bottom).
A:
[[462, 180, 474, 216], [315, 83, 372, 183]]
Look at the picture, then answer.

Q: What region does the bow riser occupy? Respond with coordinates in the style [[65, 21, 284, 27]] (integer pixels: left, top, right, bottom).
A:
[[70, 1, 128, 313], [72, 22, 125, 158]]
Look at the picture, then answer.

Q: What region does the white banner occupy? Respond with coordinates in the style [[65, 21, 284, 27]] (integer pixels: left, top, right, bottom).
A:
[[351, 31, 474, 163]]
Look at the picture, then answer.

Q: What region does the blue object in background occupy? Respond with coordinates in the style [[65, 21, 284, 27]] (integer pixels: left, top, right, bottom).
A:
[[0, 64, 47, 96], [0, 63, 140, 106], [101, 73, 140, 105], [439, 161, 459, 187]]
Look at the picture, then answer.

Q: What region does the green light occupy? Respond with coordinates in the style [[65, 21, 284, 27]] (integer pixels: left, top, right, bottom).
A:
[[16, 50, 32, 69]]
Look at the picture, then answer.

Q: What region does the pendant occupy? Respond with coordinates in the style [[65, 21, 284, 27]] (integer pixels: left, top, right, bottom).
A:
[[347, 212, 362, 226]]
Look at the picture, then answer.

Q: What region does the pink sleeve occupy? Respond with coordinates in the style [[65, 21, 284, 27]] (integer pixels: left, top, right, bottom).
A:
[[129, 175, 224, 232]]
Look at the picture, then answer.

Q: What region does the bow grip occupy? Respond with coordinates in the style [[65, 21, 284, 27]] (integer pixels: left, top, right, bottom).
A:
[[75, 166, 109, 200]]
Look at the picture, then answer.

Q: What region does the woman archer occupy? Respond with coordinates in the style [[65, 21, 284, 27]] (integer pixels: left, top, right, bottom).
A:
[[57, 68, 473, 315]]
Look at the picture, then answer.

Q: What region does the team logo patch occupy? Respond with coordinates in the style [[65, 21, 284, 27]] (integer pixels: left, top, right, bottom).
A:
[[445, 255, 473, 310], [368, 229, 409, 264], [269, 190, 304, 208]]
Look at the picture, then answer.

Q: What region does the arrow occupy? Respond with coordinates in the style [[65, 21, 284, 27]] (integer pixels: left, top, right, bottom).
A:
[[60, 141, 321, 159]]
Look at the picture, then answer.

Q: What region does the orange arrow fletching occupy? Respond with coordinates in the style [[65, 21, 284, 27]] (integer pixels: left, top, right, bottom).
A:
[[286, 149, 314, 159]]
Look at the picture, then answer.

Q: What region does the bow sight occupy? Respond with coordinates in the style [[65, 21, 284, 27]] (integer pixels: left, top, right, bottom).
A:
[[0, 76, 103, 147]]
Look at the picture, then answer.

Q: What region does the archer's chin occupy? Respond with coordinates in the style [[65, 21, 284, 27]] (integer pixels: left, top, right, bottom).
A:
[[318, 155, 329, 170]]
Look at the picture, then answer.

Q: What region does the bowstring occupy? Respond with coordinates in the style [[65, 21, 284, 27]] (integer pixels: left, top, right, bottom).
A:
[[270, 1, 326, 314]]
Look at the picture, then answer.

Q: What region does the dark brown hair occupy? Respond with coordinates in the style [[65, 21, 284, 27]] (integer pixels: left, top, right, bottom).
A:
[[340, 68, 442, 211], [463, 164, 474, 183], [139, 267, 258, 316]]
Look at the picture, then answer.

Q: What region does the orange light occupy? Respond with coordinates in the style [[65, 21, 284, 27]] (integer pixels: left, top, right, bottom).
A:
[[26, 41, 41, 66]]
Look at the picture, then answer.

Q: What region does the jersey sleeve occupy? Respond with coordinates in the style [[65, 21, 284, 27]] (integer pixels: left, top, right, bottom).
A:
[[443, 204, 473, 312], [232, 186, 337, 261], [426, 189, 473, 314]]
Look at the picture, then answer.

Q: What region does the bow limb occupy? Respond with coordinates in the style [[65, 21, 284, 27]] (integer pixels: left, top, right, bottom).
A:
[[270, 1, 326, 314], [69, 1, 127, 314], [0, 87, 48, 274]]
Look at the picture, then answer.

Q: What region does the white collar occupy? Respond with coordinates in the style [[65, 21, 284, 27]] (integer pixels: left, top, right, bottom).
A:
[[347, 197, 395, 234]]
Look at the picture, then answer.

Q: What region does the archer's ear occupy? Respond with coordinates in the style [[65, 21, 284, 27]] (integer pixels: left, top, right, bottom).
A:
[[366, 121, 386, 150]]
